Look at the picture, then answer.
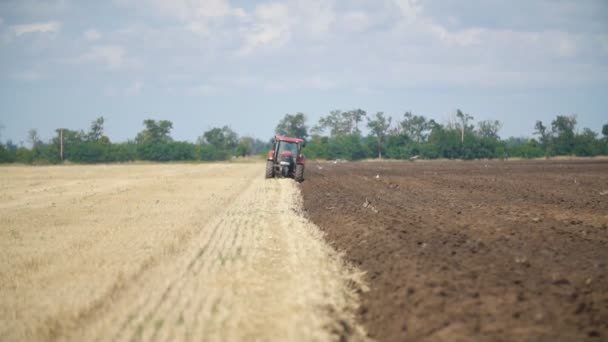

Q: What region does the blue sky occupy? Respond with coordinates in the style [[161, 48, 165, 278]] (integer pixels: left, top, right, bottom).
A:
[[0, 0, 607, 144]]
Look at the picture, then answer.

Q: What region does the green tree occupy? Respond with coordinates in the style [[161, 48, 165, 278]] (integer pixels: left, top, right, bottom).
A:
[[167, 141, 196, 160], [109, 141, 137, 162], [346, 108, 367, 134], [53, 128, 84, 162], [477, 120, 502, 140], [533, 120, 550, 150], [200, 126, 238, 150], [135, 119, 174, 161], [314, 110, 343, 136], [304, 135, 330, 159], [0, 144, 15, 163], [456, 109, 474, 144], [574, 128, 600, 156], [314, 110, 367, 137], [385, 133, 412, 159], [367, 112, 392, 159], [551, 115, 577, 155], [400, 112, 431, 143], [428, 124, 461, 159], [136, 120, 173, 145], [15, 147, 34, 163], [197, 126, 239, 161], [236, 137, 254, 157], [602, 123, 608, 139], [28, 129, 41, 149], [87, 117, 105, 142], [275, 113, 308, 139], [4, 140, 18, 153]]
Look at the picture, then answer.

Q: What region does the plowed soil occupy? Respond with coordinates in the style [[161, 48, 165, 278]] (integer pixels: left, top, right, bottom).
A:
[[301, 159, 608, 342], [0, 163, 367, 342]]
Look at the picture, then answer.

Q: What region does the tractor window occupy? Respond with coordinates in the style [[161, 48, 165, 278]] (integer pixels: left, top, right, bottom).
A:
[[279, 142, 298, 154]]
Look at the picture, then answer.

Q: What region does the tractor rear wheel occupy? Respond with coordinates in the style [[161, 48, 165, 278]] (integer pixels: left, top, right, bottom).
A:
[[265, 161, 274, 178], [295, 164, 304, 182]]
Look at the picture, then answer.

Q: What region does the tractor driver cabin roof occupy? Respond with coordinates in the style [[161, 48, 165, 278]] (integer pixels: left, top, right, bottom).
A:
[[275, 136, 304, 144]]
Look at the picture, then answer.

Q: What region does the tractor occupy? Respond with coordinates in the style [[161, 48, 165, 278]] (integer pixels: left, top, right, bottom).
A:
[[265, 136, 305, 182]]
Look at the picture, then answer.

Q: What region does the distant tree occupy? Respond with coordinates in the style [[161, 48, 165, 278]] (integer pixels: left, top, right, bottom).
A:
[[200, 126, 238, 150], [0, 144, 14, 163], [456, 109, 474, 144], [343, 109, 367, 134], [367, 112, 392, 159], [136, 119, 173, 145], [236, 137, 254, 157], [135, 119, 174, 161], [166, 141, 196, 161], [477, 120, 502, 140], [551, 115, 577, 155], [87, 117, 105, 142], [275, 113, 308, 139], [28, 129, 41, 148], [314, 110, 366, 137], [602, 124, 608, 155], [428, 124, 461, 159], [196, 126, 239, 161], [314, 110, 343, 136], [385, 132, 411, 159], [4, 140, 17, 153], [574, 128, 600, 156], [533, 120, 550, 149], [109, 141, 137, 162], [400, 112, 431, 143]]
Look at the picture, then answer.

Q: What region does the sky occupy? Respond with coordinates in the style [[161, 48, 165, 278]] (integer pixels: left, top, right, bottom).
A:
[[0, 0, 607, 144]]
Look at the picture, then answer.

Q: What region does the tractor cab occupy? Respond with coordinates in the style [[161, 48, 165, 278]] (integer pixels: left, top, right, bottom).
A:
[[265, 136, 305, 182]]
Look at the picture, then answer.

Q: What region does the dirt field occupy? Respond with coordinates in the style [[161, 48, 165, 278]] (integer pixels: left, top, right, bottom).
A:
[[301, 159, 608, 342], [0, 163, 367, 342]]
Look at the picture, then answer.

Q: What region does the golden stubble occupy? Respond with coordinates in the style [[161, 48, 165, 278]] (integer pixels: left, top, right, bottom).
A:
[[0, 163, 368, 342]]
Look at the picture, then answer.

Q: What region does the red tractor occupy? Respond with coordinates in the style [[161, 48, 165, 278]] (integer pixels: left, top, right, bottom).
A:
[[265, 136, 305, 182]]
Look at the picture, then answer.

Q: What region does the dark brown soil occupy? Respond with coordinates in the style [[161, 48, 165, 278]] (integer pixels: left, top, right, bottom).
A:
[[300, 160, 608, 342]]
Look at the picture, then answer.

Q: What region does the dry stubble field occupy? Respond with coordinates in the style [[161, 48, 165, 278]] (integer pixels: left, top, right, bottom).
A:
[[0, 163, 367, 342]]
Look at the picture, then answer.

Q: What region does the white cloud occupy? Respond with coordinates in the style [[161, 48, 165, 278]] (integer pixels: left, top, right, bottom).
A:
[[78, 45, 139, 69], [146, 0, 236, 20], [240, 3, 290, 55], [118, 0, 246, 35], [60, 0, 608, 93], [84, 29, 101, 41], [429, 23, 484, 47], [11, 21, 62, 36], [291, 0, 334, 37], [393, 0, 422, 20], [9, 0, 71, 16]]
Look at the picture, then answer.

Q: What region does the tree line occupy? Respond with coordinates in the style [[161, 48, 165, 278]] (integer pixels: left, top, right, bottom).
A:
[[276, 110, 608, 161], [0, 117, 270, 164], [0, 110, 607, 164]]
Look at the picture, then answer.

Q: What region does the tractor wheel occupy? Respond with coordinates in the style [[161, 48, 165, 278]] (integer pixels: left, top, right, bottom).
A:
[[265, 161, 274, 178], [295, 164, 304, 182]]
